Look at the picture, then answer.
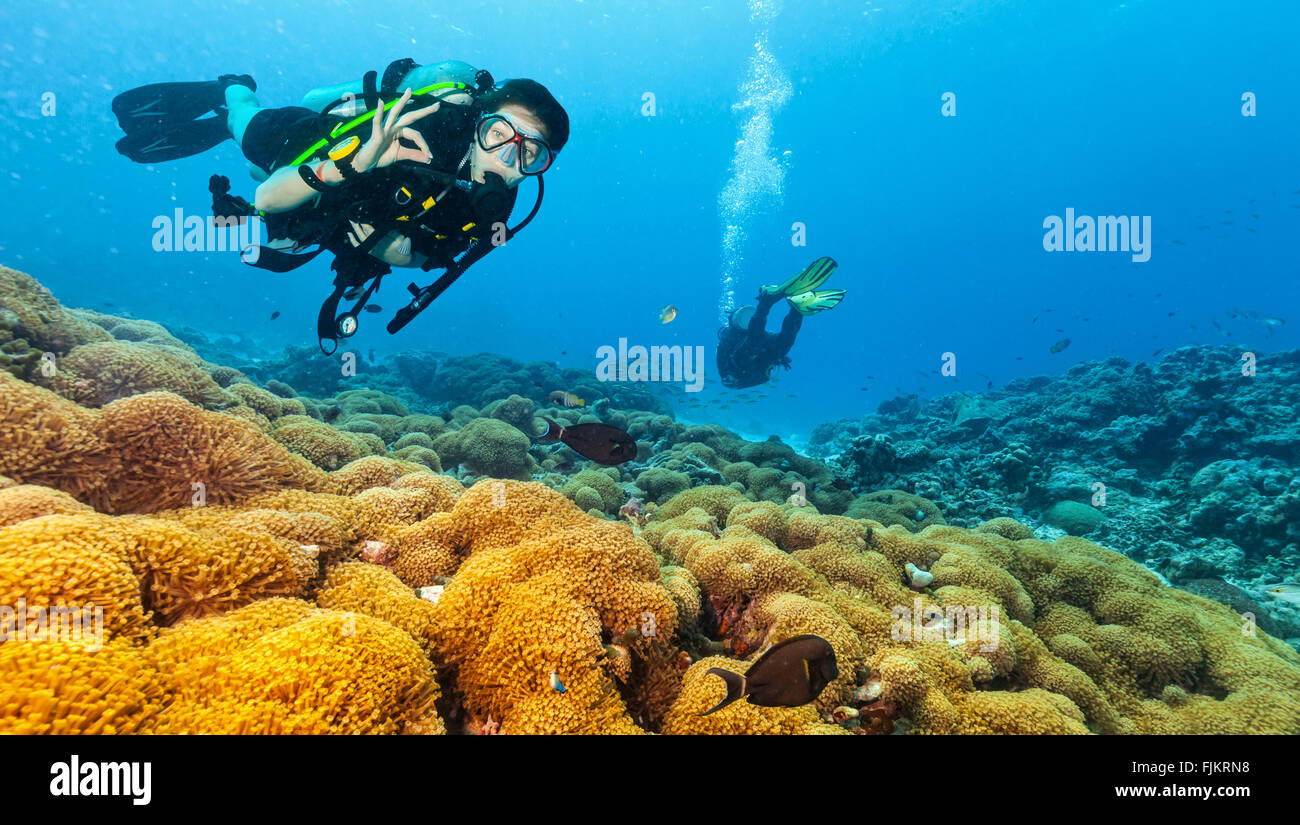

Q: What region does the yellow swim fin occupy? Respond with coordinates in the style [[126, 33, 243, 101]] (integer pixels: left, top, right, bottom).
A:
[[759, 256, 838, 297]]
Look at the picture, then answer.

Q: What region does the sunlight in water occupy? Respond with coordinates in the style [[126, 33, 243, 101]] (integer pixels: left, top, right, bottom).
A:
[[717, 0, 792, 324]]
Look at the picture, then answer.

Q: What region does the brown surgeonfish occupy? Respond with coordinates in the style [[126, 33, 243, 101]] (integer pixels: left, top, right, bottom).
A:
[[536, 417, 637, 466], [698, 634, 839, 716]]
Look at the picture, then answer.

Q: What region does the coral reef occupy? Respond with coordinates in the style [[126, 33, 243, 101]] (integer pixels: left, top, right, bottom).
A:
[[811, 347, 1300, 638], [0, 374, 329, 513], [433, 417, 536, 480], [4, 269, 1300, 735]]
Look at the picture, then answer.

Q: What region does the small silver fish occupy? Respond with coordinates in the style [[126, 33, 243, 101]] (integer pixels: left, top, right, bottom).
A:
[[1265, 584, 1300, 606]]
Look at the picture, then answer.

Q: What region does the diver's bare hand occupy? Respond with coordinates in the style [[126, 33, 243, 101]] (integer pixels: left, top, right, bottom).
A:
[[352, 88, 437, 172]]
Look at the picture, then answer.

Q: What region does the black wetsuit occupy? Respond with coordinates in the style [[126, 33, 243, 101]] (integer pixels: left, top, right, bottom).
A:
[[237, 101, 514, 271], [715, 291, 803, 389]]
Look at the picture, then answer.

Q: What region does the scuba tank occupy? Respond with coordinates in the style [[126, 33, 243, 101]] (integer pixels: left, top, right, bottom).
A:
[[210, 58, 546, 354], [308, 60, 481, 117]]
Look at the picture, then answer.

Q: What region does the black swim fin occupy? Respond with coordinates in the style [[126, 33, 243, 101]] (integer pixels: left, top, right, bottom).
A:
[[112, 75, 254, 162], [114, 111, 231, 162]]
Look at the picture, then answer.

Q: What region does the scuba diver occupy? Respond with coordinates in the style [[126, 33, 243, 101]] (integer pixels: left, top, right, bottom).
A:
[[716, 256, 844, 389], [110, 59, 569, 353]]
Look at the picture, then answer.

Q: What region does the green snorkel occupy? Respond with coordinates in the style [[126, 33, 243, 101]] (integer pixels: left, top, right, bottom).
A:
[[290, 72, 491, 167]]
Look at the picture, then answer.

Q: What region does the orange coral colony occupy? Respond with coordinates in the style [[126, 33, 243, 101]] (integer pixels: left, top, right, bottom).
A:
[[2, 264, 1299, 735]]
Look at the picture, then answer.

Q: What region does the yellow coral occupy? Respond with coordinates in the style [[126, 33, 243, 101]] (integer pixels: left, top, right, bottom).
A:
[[975, 516, 1036, 541], [393, 512, 462, 588], [351, 485, 445, 542], [154, 609, 442, 734], [1, 511, 307, 627], [392, 471, 464, 510], [661, 657, 845, 734], [0, 483, 92, 527], [458, 575, 643, 734], [226, 382, 292, 420], [156, 505, 354, 573], [657, 485, 749, 523], [317, 562, 437, 652], [0, 514, 154, 643], [727, 500, 790, 547], [951, 688, 1090, 734], [431, 482, 682, 732], [270, 415, 372, 471], [0, 639, 166, 734], [330, 455, 427, 495]]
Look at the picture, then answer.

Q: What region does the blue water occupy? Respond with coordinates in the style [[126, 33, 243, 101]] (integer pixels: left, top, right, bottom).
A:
[[1, 0, 1297, 441]]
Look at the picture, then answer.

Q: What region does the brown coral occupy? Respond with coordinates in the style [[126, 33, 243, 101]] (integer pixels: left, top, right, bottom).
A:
[[0, 376, 329, 514], [49, 340, 229, 408], [0, 483, 93, 527]]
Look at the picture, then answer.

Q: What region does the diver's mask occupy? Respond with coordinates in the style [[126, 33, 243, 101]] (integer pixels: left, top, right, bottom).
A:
[[476, 114, 553, 175]]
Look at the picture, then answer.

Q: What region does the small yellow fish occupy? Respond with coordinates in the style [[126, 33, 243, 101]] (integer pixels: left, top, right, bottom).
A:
[[548, 390, 585, 408], [659, 304, 677, 324]]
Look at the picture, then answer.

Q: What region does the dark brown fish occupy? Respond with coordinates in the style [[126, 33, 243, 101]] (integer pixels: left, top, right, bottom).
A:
[[698, 634, 839, 716], [270, 311, 280, 321], [322, 404, 344, 423], [536, 417, 636, 466]]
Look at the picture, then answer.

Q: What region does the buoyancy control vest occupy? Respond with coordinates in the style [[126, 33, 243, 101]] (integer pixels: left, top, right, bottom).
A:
[[209, 58, 545, 354]]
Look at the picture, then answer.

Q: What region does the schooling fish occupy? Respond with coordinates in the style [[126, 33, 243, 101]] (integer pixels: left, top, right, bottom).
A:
[[536, 417, 637, 466], [548, 390, 586, 408], [698, 634, 839, 716], [1050, 338, 1071, 354]]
